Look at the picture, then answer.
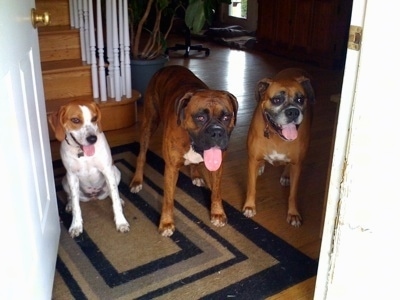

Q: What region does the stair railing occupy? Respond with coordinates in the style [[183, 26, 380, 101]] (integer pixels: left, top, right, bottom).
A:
[[69, 0, 132, 102]]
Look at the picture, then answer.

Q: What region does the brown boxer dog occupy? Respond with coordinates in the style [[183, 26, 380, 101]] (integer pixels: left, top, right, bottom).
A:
[[243, 68, 315, 227], [130, 65, 238, 237]]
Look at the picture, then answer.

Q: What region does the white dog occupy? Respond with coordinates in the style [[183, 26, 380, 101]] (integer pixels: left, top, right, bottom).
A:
[[49, 99, 130, 237]]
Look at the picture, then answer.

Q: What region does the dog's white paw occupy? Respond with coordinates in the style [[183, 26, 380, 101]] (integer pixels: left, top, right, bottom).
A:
[[280, 175, 290, 186], [243, 207, 256, 218], [161, 228, 174, 237], [287, 214, 302, 227], [210, 214, 227, 227], [116, 222, 130, 233], [130, 184, 143, 193], [65, 201, 72, 213], [159, 222, 175, 237], [258, 164, 265, 176], [69, 224, 83, 238], [192, 178, 205, 187], [210, 218, 227, 227], [115, 213, 130, 232]]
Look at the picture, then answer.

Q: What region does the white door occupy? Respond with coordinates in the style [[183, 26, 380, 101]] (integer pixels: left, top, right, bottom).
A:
[[0, 0, 60, 299], [315, 0, 400, 298]]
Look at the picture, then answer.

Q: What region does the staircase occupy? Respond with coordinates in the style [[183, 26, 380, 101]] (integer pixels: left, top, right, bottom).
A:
[[36, 0, 140, 160]]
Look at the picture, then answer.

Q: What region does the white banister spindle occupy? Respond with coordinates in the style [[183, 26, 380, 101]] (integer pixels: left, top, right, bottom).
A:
[[83, 0, 90, 63], [75, 0, 79, 29], [118, 0, 126, 96], [77, 0, 86, 61], [69, 0, 75, 27], [112, 0, 121, 101], [88, 0, 99, 98], [70, 0, 132, 102], [106, 0, 115, 98], [123, 0, 131, 98], [96, 0, 107, 101], [72, 0, 79, 29]]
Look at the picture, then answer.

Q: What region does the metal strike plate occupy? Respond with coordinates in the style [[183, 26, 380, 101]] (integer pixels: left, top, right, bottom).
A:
[[348, 25, 362, 51]]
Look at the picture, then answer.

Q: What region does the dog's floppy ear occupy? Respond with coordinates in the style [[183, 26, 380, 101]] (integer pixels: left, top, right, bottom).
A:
[[48, 107, 67, 142], [89, 101, 103, 132], [225, 92, 239, 126], [296, 76, 315, 104], [256, 78, 272, 102], [175, 92, 193, 126]]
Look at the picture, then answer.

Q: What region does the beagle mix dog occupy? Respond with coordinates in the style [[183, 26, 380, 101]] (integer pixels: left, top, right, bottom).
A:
[[49, 99, 130, 237]]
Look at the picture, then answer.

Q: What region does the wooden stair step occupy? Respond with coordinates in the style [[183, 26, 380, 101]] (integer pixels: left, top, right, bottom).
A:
[[41, 58, 89, 73], [42, 59, 92, 100], [46, 92, 141, 141], [39, 26, 80, 62], [36, 0, 70, 27]]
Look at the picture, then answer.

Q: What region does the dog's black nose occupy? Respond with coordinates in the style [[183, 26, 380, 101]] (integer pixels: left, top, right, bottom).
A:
[[209, 125, 224, 139], [285, 108, 300, 121], [86, 135, 97, 144]]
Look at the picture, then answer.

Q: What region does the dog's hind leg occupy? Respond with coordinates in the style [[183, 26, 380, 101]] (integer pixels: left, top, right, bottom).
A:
[[62, 176, 73, 212], [113, 165, 125, 206], [130, 97, 160, 193], [280, 165, 291, 186], [190, 164, 206, 187]]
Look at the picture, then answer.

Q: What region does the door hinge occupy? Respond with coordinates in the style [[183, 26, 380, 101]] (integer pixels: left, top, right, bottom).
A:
[[348, 25, 362, 51]]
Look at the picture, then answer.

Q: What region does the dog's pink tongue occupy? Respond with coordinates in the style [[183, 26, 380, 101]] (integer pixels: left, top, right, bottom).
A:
[[282, 123, 298, 141], [82, 145, 95, 156], [203, 147, 222, 171]]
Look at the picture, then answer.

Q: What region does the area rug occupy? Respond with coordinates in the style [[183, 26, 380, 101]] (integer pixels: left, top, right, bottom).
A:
[[51, 142, 318, 299]]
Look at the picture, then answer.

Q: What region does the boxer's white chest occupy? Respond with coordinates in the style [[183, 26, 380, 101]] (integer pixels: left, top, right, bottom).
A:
[[183, 146, 204, 165], [264, 150, 291, 165]]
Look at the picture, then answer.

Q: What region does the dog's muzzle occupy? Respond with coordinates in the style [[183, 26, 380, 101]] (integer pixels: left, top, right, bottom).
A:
[[206, 124, 226, 145], [86, 135, 97, 145], [196, 123, 229, 151], [264, 109, 301, 141], [190, 123, 230, 172], [285, 107, 300, 122]]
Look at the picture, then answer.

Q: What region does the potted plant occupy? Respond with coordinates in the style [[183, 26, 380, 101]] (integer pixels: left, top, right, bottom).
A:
[[128, 0, 231, 98], [127, 0, 176, 99]]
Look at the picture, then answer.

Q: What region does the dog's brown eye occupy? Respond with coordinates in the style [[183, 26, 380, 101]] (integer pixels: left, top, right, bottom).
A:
[[196, 115, 206, 122], [92, 116, 98, 122], [295, 97, 305, 105], [271, 97, 283, 105], [71, 118, 80, 124], [221, 115, 230, 122]]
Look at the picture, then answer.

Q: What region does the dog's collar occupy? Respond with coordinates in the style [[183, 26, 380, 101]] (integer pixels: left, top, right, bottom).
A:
[[65, 134, 84, 158], [262, 110, 274, 139]]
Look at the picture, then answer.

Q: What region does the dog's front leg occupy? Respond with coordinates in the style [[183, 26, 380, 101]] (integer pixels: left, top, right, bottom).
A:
[[159, 163, 180, 237], [209, 166, 227, 227], [103, 167, 130, 233], [287, 163, 302, 227], [66, 172, 84, 237], [242, 155, 260, 218]]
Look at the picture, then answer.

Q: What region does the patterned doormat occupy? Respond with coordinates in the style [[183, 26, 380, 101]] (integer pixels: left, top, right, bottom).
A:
[[52, 142, 317, 299]]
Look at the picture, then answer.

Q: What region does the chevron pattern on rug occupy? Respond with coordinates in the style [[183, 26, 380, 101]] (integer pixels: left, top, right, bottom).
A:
[[51, 142, 317, 299]]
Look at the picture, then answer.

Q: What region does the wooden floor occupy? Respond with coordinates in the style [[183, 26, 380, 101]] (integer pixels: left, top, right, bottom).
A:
[[51, 35, 344, 299]]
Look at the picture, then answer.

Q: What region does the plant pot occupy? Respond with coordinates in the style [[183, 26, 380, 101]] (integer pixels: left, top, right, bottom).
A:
[[130, 55, 169, 103]]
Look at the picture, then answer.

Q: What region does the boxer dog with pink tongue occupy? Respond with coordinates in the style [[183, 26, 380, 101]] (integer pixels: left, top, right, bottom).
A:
[[243, 68, 315, 227], [130, 65, 238, 237]]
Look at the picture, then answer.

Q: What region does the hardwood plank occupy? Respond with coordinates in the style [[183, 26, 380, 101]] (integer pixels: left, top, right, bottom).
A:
[[267, 277, 316, 300]]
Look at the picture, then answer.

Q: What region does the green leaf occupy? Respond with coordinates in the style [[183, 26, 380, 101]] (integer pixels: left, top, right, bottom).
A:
[[185, 0, 206, 33]]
